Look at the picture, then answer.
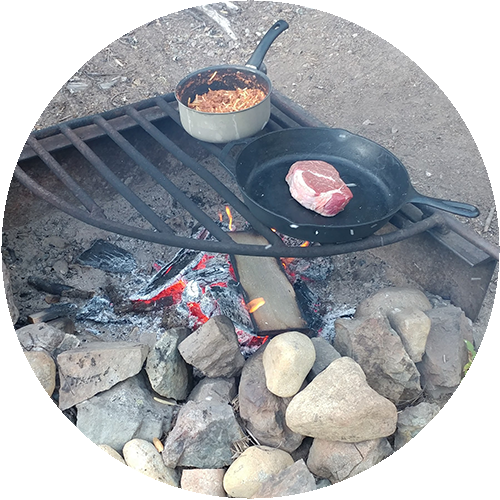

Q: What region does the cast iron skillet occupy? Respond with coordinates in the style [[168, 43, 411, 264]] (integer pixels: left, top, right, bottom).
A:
[[221, 127, 479, 244]]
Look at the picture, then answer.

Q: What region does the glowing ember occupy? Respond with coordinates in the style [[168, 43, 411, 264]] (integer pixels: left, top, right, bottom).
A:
[[225, 206, 234, 231], [246, 297, 266, 313]]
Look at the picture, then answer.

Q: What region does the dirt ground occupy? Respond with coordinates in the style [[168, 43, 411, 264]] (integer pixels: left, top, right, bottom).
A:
[[1, 0, 500, 498]]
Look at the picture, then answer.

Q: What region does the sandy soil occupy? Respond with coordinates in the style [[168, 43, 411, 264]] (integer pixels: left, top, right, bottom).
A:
[[1, 0, 500, 498]]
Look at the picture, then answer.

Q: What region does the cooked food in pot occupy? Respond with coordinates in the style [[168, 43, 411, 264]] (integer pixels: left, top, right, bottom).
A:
[[285, 160, 353, 216], [187, 87, 267, 113]]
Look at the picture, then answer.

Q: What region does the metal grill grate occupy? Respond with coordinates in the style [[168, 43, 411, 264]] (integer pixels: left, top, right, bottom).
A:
[[14, 91, 498, 260]]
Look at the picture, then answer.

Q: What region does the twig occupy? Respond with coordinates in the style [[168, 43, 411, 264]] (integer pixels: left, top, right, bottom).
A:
[[483, 206, 495, 233], [14, 12, 59, 41], [196, 5, 237, 41]]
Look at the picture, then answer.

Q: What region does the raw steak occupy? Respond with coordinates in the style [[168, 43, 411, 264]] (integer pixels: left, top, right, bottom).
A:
[[285, 160, 353, 216]]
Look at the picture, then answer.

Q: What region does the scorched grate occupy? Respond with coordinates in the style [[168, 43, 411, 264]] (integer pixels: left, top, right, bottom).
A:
[[15, 90, 498, 261]]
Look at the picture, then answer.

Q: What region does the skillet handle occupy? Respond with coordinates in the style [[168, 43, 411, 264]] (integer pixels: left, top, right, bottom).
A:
[[218, 137, 256, 177], [409, 194, 480, 218], [246, 20, 289, 69]]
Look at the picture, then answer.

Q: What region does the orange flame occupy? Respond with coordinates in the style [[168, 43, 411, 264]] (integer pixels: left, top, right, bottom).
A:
[[218, 212, 223, 222], [225, 206, 233, 231], [300, 241, 310, 247], [246, 297, 266, 313]]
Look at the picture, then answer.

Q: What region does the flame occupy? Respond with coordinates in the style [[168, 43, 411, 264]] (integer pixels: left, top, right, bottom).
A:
[[300, 241, 310, 247], [218, 212, 223, 222], [246, 297, 266, 313], [225, 206, 233, 231]]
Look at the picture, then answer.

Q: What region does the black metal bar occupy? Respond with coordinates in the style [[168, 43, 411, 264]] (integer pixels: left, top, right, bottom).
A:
[[59, 123, 175, 235], [151, 98, 285, 246], [271, 92, 327, 128], [25, 136, 105, 218], [93, 114, 233, 243]]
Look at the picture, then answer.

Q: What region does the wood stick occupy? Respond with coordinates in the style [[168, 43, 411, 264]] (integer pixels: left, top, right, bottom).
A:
[[175, 0, 237, 40], [483, 207, 495, 233]]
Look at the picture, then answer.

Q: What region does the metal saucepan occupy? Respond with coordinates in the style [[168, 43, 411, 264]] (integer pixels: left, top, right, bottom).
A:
[[175, 20, 288, 143], [221, 127, 479, 243]]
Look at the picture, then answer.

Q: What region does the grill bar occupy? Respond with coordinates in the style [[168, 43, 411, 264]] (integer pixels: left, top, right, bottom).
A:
[[14, 91, 497, 261]]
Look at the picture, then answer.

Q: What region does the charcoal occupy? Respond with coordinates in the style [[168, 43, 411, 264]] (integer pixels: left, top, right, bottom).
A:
[[76, 239, 136, 273], [76, 296, 125, 324]]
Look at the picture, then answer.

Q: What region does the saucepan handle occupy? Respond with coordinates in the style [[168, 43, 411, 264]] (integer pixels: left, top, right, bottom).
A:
[[245, 20, 289, 69], [408, 192, 480, 218]]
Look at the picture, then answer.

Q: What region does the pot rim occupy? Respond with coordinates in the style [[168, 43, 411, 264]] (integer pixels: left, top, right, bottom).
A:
[[175, 64, 272, 116]]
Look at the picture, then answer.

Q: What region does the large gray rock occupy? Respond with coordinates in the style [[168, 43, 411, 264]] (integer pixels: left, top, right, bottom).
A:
[[24, 398, 62, 434], [2, 351, 56, 432], [262, 331, 316, 397], [354, 287, 432, 318], [38, 426, 77, 470], [334, 315, 422, 405], [73, 444, 136, 493], [251, 459, 317, 498], [178, 315, 245, 378], [418, 305, 474, 399], [162, 399, 244, 469], [3, 260, 19, 324], [2, 425, 38, 497], [145, 327, 190, 400], [394, 403, 440, 472], [57, 341, 149, 410], [286, 357, 397, 443], [17, 323, 66, 354], [239, 347, 304, 453], [76, 375, 175, 452], [123, 438, 179, 487], [223, 446, 294, 499], [308, 336, 341, 381], [188, 377, 237, 405], [307, 437, 393, 483]]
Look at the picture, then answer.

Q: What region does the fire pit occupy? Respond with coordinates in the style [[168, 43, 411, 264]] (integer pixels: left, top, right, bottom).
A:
[[11, 89, 498, 325]]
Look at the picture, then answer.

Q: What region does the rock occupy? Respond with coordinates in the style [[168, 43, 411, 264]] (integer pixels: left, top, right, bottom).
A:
[[354, 287, 432, 318], [2, 351, 56, 432], [308, 336, 341, 381], [162, 399, 244, 469], [178, 315, 245, 378], [239, 347, 304, 453], [2, 426, 38, 497], [223, 445, 294, 498], [334, 315, 422, 405], [188, 377, 237, 405], [307, 437, 393, 483], [387, 307, 431, 362], [316, 479, 339, 498], [38, 426, 77, 470], [394, 403, 440, 472], [181, 469, 226, 497], [3, 259, 19, 324], [56, 341, 149, 410], [16, 323, 66, 354], [145, 327, 190, 400], [286, 357, 397, 442], [24, 398, 62, 434], [251, 459, 317, 498], [262, 331, 316, 397], [73, 444, 136, 493], [418, 305, 474, 399], [76, 375, 175, 452], [123, 438, 179, 487]]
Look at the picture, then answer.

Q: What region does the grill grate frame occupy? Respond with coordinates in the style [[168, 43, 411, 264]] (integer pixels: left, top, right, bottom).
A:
[[14, 91, 497, 259]]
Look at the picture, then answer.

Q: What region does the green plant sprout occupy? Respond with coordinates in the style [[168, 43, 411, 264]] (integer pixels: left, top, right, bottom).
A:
[[460, 340, 497, 392]]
